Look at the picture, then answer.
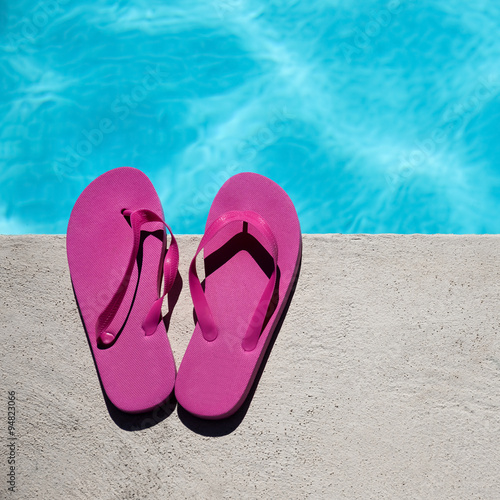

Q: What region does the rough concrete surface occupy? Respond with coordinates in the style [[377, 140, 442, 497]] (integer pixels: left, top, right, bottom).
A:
[[1, 234, 499, 500]]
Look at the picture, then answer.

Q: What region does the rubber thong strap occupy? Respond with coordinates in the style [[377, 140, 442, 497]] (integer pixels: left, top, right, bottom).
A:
[[96, 208, 179, 346], [189, 210, 278, 352]]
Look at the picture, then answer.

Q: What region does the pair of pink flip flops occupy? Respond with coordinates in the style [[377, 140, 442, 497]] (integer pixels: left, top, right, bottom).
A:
[[67, 168, 301, 419]]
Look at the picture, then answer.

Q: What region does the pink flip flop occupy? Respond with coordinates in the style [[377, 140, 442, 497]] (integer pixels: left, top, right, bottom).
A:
[[67, 167, 178, 414], [175, 172, 302, 419]]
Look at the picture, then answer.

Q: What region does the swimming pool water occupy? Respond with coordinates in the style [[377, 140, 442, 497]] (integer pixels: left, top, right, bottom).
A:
[[1, 0, 499, 234]]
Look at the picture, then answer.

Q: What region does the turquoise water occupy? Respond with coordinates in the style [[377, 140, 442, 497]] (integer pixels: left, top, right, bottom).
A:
[[1, 0, 499, 234]]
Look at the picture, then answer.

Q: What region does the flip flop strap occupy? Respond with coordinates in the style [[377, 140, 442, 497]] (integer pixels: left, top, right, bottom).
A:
[[189, 210, 278, 352], [96, 208, 179, 346]]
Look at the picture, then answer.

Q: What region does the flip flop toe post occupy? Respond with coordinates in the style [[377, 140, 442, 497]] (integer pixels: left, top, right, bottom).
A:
[[175, 172, 301, 419], [67, 167, 178, 414]]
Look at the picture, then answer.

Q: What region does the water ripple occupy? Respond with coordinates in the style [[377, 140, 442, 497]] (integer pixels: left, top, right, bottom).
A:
[[0, 0, 499, 233]]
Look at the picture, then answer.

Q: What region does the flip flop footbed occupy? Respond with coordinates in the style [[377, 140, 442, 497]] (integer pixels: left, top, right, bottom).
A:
[[176, 172, 301, 419], [67, 167, 176, 413]]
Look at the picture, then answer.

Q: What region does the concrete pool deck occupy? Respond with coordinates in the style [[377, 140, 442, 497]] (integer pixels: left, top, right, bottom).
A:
[[1, 234, 499, 499]]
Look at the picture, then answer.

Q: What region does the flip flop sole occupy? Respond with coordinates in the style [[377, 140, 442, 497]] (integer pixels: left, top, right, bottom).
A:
[[175, 172, 302, 419], [67, 167, 176, 414]]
